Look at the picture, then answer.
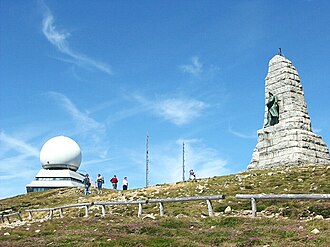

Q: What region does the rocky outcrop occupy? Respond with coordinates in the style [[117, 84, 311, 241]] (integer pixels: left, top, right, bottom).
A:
[[248, 55, 330, 169]]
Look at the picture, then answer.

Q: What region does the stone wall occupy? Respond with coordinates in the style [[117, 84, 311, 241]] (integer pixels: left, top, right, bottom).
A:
[[248, 55, 330, 169]]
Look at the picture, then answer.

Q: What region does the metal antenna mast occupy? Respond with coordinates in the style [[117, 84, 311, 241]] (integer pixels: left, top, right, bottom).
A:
[[182, 142, 185, 181], [146, 132, 150, 187]]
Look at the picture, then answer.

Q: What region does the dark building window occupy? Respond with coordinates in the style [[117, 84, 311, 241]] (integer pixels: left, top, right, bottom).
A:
[[26, 187, 58, 193]]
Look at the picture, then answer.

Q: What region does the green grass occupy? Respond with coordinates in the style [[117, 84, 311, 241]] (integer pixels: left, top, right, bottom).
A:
[[1, 214, 329, 246], [1, 164, 330, 246]]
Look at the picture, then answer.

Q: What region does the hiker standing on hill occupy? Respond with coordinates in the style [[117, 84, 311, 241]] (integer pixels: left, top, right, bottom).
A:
[[110, 175, 118, 190], [122, 176, 128, 190], [189, 169, 196, 180], [83, 174, 91, 195], [97, 174, 104, 194]]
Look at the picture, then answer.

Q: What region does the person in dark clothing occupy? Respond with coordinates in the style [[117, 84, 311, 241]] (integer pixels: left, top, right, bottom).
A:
[[83, 174, 91, 195], [96, 174, 104, 194]]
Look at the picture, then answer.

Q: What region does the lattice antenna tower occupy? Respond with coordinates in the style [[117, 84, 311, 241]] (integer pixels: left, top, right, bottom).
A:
[[182, 142, 185, 181], [146, 132, 150, 187]]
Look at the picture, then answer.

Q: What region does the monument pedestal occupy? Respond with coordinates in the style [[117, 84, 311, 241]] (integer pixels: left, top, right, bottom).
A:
[[249, 125, 330, 169]]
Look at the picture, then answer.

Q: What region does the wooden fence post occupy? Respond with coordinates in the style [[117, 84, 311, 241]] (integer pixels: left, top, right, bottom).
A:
[[138, 203, 142, 217], [84, 205, 89, 217], [59, 208, 64, 218], [28, 211, 33, 220], [6, 216, 11, 224], [251, 198, 257, 217], [49, 209, 53, 220], [206, 200, 214, 216], [17, 212, 22, 221], [101, 205, 106, 217], [159, 202, 164, 216]]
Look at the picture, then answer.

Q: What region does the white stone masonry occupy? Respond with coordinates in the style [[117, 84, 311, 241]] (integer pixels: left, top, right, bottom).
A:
[[248, 55, 330, 169]]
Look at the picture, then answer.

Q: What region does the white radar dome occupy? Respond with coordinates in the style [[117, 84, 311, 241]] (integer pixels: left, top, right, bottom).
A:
[[40, 136, 82, 171]]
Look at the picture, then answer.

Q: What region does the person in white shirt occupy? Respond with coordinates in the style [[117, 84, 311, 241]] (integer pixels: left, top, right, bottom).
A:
[[189, 169, 196, 180], [122, 176, 128, 190]]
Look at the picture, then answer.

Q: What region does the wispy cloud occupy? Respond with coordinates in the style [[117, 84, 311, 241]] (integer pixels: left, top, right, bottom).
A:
[[0, 131, 42, 198], [180, 56, 203, 76], [182, 139, 230, 178], [0, 131, 39, 179], [105, 104, 148, 126], [41, 3, 112, 75], [134, 94, 208, 125], [0, 131, 39, 158], [228, 125, 256, 139], [229, 129, 256, 139], [48, 92, 105, 133], [148, 139, 230, 184], [312, 127, 322, 134], [47, 92, 110, 161], [155, 98, 207, 125]]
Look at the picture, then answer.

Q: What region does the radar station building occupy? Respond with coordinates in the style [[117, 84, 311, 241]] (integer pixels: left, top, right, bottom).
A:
[[26, 136, 86, 193]]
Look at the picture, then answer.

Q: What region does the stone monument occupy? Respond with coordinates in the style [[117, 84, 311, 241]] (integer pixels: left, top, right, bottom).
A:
[[248, 54, 330, 169]]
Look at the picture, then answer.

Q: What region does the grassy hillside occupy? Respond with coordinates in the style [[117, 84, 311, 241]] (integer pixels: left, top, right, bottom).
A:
[[1, 164, 330, 246]]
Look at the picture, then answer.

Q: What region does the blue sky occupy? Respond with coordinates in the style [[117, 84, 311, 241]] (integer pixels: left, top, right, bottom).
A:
[[1, 0, 330, 199]]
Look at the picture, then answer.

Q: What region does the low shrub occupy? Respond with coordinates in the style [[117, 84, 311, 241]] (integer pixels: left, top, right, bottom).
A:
[[309, 203, 330, 218]]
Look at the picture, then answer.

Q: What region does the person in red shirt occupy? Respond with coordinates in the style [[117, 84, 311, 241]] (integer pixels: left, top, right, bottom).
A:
[[110, 175, 118, 190]]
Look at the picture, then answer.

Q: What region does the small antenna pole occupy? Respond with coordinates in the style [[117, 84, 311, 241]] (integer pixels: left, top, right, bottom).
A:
[[182, 142, 185, 181], [146, 132, 150, 187]]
